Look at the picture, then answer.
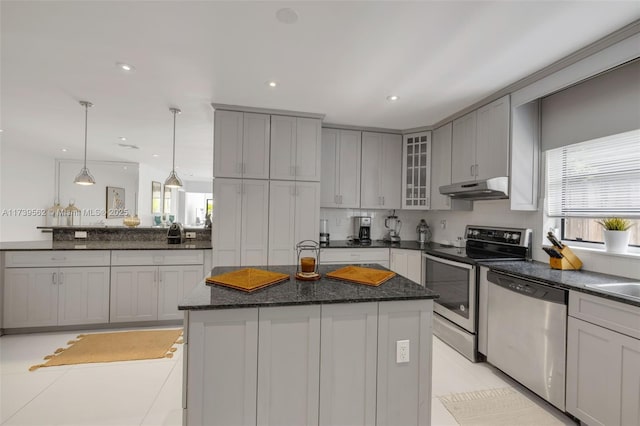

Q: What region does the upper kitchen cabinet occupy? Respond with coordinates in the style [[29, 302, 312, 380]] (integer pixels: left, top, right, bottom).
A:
[[361, 132, 402, 210], [431, 123, 472, 211], [402, 131, 431, 209], [214, 110, 270, 179], [321, 129, 361, 208], [452, 95, 510, 183], [270, 116, 322, 182]]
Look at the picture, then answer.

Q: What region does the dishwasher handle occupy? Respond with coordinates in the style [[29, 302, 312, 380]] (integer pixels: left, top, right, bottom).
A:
[[487, 270, 567, 305]]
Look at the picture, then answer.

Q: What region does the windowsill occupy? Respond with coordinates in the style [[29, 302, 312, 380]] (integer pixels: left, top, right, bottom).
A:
[[562, 242, 640, 259]]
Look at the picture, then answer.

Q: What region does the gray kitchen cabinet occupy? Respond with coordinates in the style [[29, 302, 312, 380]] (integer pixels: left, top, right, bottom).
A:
[[270, 115, 322, 182], [257, 305, 321, 426], [185, 308, 259, 426], [268, 180, 320, 265], [321, 128, 361, 208], [319, 248, 390, 269], [376, 300, 433, 426], [361, 132, 402, 209], [110, 266, 158, 322], [431, 123, 472, 211], [510, 100, 540, 211], [402, 131, 431, 209], [566, 291, 640, 426], [319, 303, 378, 426], [452, 95, 510, 183], [110, 250, 205, 322], [212, 178, 269, 266], [3, 251, 111, 329], [389, 248, 422, 284], [214, 110, 270, 179]]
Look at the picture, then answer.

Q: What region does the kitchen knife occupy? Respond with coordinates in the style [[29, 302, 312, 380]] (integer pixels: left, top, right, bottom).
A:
[[547, 232, 564, 249], [543, 246, 563, 258]]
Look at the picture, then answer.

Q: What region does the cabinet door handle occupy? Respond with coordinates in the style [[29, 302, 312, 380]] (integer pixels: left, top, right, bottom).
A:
[[52, 272, 57, 285], [382, 196, 385, 205], [470, 165, 474, 177], [159, 270, 162, 283]]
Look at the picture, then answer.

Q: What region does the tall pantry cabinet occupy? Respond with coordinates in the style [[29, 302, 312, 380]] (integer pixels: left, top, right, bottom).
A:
[[212, 107, 322, 267]]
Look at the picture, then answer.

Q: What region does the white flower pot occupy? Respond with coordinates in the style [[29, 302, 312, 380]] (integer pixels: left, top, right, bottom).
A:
[[603, 230, 630, 253]]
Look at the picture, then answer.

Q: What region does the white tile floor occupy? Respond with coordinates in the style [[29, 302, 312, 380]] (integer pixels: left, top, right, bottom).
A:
[[1, 328, 576, 426]]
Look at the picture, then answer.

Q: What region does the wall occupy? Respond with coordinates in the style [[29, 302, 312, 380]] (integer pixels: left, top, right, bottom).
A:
[[0, 142, 55, 242], [184, 192, 212, 227]]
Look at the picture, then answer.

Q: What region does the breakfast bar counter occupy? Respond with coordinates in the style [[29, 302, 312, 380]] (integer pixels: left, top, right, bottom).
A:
[[179, 264, 437, 426]]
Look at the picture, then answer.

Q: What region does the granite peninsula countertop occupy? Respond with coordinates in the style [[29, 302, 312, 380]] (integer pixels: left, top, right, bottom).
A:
[[485, 260, 640, 307], [179, 263, 438, 310], [0, 240, 212, 251]]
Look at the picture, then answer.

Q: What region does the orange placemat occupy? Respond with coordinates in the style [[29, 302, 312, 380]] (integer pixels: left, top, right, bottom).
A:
[[206, 268, 290, 292], [325, 266, 396, 286]]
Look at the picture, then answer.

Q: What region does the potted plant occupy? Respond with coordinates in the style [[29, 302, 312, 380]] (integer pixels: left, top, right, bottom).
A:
[[597, 217, 633, 253]]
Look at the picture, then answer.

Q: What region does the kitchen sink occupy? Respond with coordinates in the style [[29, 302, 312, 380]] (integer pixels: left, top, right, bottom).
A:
[[585, 282, 640, 300]]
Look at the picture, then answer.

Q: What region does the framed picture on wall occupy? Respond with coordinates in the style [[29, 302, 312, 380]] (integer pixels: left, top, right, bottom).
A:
[[151, 181, 162, 213], [106, 186, 126, 218]]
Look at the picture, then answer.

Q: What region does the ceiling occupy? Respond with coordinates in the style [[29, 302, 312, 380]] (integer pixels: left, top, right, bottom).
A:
[[2, 1, 639, 181]]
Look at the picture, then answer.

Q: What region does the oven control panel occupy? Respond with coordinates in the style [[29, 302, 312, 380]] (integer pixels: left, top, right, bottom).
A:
[[466, 226, 531, 247]]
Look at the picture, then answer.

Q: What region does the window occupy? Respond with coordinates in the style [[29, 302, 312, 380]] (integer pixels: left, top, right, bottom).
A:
[[546, 129, 640, 246]]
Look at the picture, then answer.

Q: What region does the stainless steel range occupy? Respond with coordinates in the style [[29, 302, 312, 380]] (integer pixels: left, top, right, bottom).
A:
[[423, 225, 532, 362]]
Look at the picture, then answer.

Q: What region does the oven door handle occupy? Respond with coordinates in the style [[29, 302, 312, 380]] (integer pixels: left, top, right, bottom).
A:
[[423, 253, 475, 271]]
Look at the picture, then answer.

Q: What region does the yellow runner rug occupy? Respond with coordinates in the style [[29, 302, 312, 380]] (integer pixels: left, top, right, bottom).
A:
[[30, 329, 183, 371]]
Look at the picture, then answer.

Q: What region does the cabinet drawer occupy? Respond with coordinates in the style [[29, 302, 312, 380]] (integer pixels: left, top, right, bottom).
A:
[[4, 250, 110, 268], [111, 250, 204, 266], [320, 248, 389, 263], [569, 290, 640, 339]]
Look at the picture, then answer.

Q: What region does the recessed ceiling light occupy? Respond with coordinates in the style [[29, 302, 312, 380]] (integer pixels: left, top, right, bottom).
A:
[[266, 81, 277, 88], [116, 62, 135, 72], [387, 95, 399, 102], [61, 148, 68, 152], [152, 154, 160, 158], [119, 136, 127, 141], [276, 8, 298, 24], [0, 129, 4, 132]]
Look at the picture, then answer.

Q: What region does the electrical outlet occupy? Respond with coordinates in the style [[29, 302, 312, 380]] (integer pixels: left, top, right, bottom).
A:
[[185, 231, 196, 239], [74, 231, 87, 239], [396, 340, 410, 363], [440, 219, 447, 229]]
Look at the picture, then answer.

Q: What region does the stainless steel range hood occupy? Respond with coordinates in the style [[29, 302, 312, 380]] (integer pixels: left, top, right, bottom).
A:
[[439, 177, 509, 200]]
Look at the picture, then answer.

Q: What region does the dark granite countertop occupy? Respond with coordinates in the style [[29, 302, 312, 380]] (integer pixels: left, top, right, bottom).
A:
[[0, 240, 212, 251], [179, 263, 439, 310], [322, 240, 443, 251], [484, 260, 640, 307]]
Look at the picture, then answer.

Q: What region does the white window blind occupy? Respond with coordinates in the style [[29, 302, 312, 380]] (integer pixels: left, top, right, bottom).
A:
[[546, 129, 640, 217]]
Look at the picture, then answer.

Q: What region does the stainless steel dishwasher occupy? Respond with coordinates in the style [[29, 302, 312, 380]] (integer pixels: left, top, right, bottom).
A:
[[486, 270, 568, 411]]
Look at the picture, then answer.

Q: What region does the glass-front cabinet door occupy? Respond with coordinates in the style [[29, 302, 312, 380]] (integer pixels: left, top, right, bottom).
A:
[[402, 131, 431, 209]]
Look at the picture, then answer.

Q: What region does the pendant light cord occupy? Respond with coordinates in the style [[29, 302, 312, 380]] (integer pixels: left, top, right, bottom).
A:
[[172, 109, 176, 171], [83, 103, 88, 168]]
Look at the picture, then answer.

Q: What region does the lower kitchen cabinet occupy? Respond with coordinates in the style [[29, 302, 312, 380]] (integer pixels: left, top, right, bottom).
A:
[[257, 305, 321, 426], [319, 303, 378, 426], [184, 300, 432, 426], [566, 291, 640, 426], [3, 266, 110, 328], [319, 248, 390, 269], [389, 248, 422, 284], [111, 265, 203, 322]]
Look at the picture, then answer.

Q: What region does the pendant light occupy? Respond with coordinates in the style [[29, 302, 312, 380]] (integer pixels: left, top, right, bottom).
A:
[[165, 107, 183, 188], [74, 100, 96, 185]]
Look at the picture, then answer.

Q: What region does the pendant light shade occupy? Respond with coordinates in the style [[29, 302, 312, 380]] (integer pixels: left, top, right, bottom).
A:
[[165, 107, 183, 188], [74, 101, 96, 185]]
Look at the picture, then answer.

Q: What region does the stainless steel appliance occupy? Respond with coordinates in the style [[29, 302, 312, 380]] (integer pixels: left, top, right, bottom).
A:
[[352, 216, 371, 244], [319, 219, 330, 244], [416, 219, 431, 243], [423, 225, 532, 362], [383, 210, 402, 243], [167, 222, 185, 244], [439, 176, 509, 200], [486, 270, 567, 411]]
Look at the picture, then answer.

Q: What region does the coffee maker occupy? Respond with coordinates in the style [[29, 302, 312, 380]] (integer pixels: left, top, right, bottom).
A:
[[353, 216, 372, 245]]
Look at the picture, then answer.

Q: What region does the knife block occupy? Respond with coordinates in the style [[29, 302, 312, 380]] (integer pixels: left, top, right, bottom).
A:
[[549, 246, 583, 270]]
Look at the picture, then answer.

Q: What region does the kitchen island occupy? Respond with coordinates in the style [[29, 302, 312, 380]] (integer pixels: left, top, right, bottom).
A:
[[179, 264, 438, 426]]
